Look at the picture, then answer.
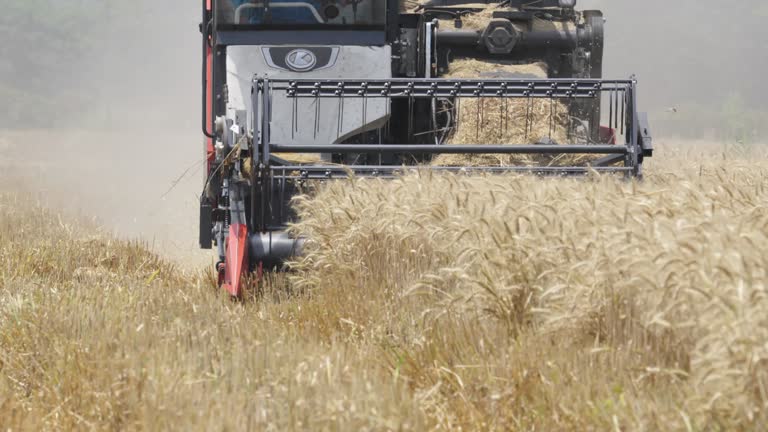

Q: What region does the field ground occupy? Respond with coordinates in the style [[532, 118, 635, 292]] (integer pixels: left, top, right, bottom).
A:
[[1, 133, 767, 430]]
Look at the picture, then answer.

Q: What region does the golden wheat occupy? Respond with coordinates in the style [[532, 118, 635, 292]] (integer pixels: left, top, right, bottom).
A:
[[290, 142, 768, 430], [1, 142, 767, 430]]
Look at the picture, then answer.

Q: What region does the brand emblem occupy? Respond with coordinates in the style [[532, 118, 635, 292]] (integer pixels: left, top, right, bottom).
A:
[[285, 49, 317, 72]]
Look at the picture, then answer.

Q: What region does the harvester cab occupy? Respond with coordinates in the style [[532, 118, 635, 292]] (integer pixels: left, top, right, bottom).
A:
[[199, 0, 654, 296]]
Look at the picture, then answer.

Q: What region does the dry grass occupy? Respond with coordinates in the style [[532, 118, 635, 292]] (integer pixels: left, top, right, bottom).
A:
[[2, 143, 768, 430], [401, 2, 500, 30], [0, 199, 424, 430], [443, 59, 548, 80]]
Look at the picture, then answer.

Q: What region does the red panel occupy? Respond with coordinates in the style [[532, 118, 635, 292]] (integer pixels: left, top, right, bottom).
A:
[[221, 224, 249, 297], [599, 126, 617, 145]]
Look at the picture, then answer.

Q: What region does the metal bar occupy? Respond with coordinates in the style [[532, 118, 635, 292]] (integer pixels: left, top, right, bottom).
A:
[[629, 80, 640, 176], [589, 154, 625, 167], [201, 0, 214, 139], [255, 78, 271, 232], [407, 95, 414, 141], [277, 79, 630, 99], [270, 167, 275, 227], [287, 87, 601, 99], [252, 80, 261, 166], [277, 79, 631, 86], [261, 79, 271, 165], [614, 86, 619, 132], [270, 144, 628, 155], [277, 78, 633, 85], [268, 166, 633, 181], [250, 79, 261, 230], [609, 88, 614, 131], [271, 165, 633, 173], [619, 91, 627, 135], [425, 21, 434, 79]]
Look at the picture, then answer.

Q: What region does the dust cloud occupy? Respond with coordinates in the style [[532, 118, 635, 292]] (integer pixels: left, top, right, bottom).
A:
[[0, 1, 207, 267]]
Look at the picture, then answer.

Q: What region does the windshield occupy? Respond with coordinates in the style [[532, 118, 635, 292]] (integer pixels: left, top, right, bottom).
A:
[[216, 1, 387, 27]]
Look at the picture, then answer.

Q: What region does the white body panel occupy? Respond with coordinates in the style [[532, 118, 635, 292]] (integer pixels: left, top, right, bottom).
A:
[[226, 45, 391, 145]]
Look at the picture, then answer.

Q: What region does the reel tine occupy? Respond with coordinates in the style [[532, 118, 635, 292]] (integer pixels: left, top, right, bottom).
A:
[[620, 87, 626, 136], [524, 96, 532, 142], [612, 88, 616, 132], [475, 96, 481, 141], [499, 96, 503, 142], [408, 94, 414, 140], [279, 172, 286, 220], [614, 87, 619, 133], [616, 87, 621, 136], [566, 97, 573, 142], [337, 90, 344, 140], [292, 96, 297, 140], [385, 95, 391, 138], [609, 87, 614, 131], [480, 97, 485, 131], [378, 126, 383, 165], [455, 96, 461, 135], [357, 81, 368, 133], [549, 97, 554, 139], [314, 94, 321, 140], [503, 85, 509, 137]]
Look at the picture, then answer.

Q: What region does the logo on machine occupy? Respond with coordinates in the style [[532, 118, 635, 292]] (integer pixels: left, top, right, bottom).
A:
[[285, 49, 318, 72]]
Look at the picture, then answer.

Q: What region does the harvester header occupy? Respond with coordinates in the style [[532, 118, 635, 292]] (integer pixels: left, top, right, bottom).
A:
[[199, 0, 653, 296]]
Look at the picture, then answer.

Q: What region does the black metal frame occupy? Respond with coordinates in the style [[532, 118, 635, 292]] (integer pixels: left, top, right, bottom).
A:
[[248, 77, 653, 231]]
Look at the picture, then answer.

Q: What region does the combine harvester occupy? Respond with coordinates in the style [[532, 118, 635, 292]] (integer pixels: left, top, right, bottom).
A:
[[199, 0, 654, 296]]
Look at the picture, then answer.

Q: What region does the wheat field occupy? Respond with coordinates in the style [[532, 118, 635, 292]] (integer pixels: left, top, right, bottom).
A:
[[1, 143, 767, 430]]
